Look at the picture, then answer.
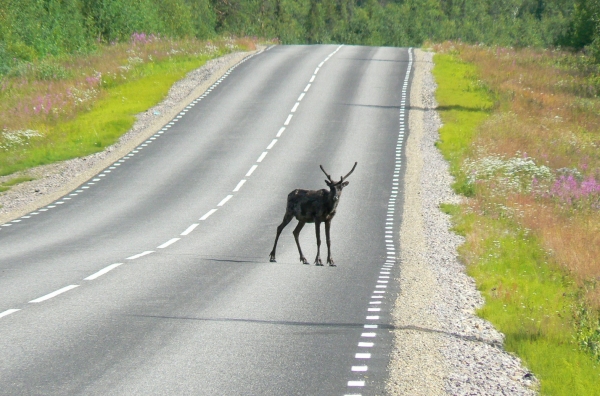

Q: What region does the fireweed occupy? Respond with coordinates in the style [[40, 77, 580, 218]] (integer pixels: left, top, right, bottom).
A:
[[536, 172, 600, 210]]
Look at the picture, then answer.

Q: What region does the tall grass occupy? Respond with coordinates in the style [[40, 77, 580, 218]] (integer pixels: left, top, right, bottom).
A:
[[434, 43, 600, 304], [434, 46, 600, 394], [0, 35, 256, 176]]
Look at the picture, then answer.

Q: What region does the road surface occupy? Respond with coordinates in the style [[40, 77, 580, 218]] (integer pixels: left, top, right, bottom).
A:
[[0, 44, 413, 395]]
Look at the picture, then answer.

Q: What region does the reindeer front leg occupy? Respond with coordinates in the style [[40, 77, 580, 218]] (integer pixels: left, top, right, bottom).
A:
[[325, 221, 335, 266], [314, 221, 323, 266]]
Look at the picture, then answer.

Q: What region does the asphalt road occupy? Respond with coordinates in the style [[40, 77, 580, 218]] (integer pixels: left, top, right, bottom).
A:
[[0, 44, 413, 395]]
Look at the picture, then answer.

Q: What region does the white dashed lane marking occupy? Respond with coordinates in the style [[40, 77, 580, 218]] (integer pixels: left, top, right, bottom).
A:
[[218, 195, 234, 206], [181, 223, 199, 236], [84, 263, 123, 281], [233, 180, 246, 192], [257, 152, 268, 163], [126, 251, 154, 260], [266, 139, 277, 150], [0, 309, 20, 319], [200, 209, 218, 221], [157, 238, 180, 249], [29, 285, 79, 303]]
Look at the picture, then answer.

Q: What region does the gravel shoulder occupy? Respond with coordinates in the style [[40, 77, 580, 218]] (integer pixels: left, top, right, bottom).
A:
[[386, 49, 538, 395], [0, 49, 260, 225]]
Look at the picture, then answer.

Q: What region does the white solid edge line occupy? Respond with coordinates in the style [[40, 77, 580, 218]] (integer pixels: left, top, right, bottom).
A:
[[127, 251, 155, 260], [218, 195, 234, 206], [181, 223, 199, 236], [29, 285, 79, 303], [157, 238, 180, 249], [200, 209, 218, 221], [233, 179, 246, 192], [84, 263, 123, 280], [0, 309, 20, 319]]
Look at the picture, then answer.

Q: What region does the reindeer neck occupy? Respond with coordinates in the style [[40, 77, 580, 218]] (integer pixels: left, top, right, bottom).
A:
[[326, 186, 341, 210]]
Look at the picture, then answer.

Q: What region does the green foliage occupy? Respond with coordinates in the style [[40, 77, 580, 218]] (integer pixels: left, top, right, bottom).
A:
[[562, 0, 600, 61], [3, 0, 600, 75], [432, 53, 494, 196], [0, 0, 216, 75]]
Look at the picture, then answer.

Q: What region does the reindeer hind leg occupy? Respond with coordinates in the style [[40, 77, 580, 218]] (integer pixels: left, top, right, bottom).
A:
[[325, 221, 335, 267], [270, 212, 293, 262]]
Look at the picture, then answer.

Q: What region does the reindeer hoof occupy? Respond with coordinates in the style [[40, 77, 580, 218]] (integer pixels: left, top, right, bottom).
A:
[[315, 258, 323, 266], [300, 257, 309, 265], [270, 257, 277, 263], [328, 259, 336, 267]]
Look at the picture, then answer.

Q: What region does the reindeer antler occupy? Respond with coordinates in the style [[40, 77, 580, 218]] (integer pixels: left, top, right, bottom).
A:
[[320, 165, 333, 182], [341, 162, 357, 181]]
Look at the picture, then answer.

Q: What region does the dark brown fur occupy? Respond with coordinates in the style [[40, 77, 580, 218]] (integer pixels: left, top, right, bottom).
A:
[[269, 162, 357, 266]]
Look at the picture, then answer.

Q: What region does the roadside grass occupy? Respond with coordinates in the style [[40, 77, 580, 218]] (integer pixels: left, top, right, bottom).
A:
[[434, 48, 600, 394], [432, 53, 494, 196], [0, 175, 35, 193], [0, 36, 257, 176]]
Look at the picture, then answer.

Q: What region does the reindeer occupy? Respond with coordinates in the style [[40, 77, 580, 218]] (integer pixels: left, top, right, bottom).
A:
[[269, 162, 357, 266]]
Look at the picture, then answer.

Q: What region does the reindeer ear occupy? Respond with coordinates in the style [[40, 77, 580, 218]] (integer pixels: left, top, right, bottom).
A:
[[341, 181, 349, 187]]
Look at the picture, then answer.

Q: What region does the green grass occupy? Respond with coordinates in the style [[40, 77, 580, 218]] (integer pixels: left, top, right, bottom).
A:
[[0, 51, 226, 176], [435, 55, 600, 394], [0, 175, 35, 192], [432, 53, 494, 196]]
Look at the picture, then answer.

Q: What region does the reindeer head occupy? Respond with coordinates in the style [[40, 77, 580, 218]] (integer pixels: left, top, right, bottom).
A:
[[320, 162, 357, 201]]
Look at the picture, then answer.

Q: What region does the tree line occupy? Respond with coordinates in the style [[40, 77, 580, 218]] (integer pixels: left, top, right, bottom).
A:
[[1, 0, 599, 74]]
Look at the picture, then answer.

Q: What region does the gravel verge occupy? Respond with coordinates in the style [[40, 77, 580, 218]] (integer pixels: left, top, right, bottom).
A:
[[386, 49, 538, 395], [0, 48, 260, 225]]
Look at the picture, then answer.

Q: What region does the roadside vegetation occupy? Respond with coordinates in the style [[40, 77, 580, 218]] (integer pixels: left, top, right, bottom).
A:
[[433, 43, 600, 395], [0, 35, 255, 177]]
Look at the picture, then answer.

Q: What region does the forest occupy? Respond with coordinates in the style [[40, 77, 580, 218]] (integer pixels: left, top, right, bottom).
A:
[[1, 0, 599, 75]]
